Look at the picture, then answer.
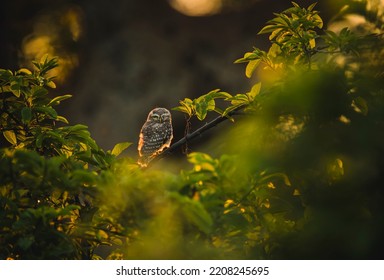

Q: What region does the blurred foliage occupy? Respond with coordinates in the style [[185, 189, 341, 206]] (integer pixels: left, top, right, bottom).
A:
[[1, 1, 384, 259], [19, 4, 82, 84]]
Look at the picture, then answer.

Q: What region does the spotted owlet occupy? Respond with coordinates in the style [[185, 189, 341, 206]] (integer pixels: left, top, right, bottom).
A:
[[138, 107, 173, 167]]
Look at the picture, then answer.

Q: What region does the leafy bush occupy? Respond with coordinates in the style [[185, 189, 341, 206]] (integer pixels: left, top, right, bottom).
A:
[[1, 2, 384, 259], [0, 55, 126, 259]]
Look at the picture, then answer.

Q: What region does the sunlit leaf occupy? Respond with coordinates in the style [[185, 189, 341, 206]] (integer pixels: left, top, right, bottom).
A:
[[66, 124, 89, 132], [40, 54, 49, 64], [111, 142, 131, 156], [10, 83, 21, 97], [194, 96, 213, 121], [3, 130, 17, 145], [352, 97, 368, 116], [206, 89, 232, 99], [247, 82, 261, 101], [234, 52, 257, 64], [17, 68, 32, 75], [46, 80, 56, 88], [48, 94, 72, 106], [187, 152, 214, 165], [327, 158, 345, 180], [258, 25, 278, 35], [245, 59, 261, 78], [312, 14, 323, 29], [309, 38, 316, 49], [173, 98, 194, 116], [56, 115, 69, 124], [97, 229, 109, 240]]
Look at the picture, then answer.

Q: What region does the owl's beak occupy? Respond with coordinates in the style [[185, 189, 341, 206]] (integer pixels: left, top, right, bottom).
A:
[[159, 116, 163, 123]]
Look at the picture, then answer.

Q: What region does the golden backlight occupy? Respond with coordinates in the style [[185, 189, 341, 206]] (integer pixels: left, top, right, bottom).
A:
[[168, 0, 222, 16]]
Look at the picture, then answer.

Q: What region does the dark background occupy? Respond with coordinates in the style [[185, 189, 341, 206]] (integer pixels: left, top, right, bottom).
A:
[[0, 0, 338, 151]]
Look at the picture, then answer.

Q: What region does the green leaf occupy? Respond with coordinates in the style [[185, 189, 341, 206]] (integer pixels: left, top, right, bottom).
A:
[[36, 133, 44, 148], [270, 14, 291, 27], [195, 101, 208, 121], [66, 124, 89, 132], [17, 68, 32, 75], [292, 1, 300, 8], [188, 152, 211, 164], [173, 98, 194, 116], [0, 69, 13, 80], [10, 82, 21, 97], [3, 130, 17, 145], [222, 93, 250, 116], [111, 142, 131, 156], [48, 94, 72, 106], [234, 52, 258, 64], [172, 105, 191, 115], [247, 82, 261, 101], [258, 25, 278, 35], [309, 38, 316, 49], [269, 28, 284, 41], [21, 107, 32, 124], [206, 89, 232, 99], [35, 106, 58, 119], [187, 152, 217, 172], [312, 14, 323, 29], [56, 115, 69, 124], [307, 2, 317, 12], [46, 80, 56, 89], [207, 98, 215, 111], [40, 54, 49, 64], [45, 131, 65, 144], [33, 55, 59, 76], [32, 87, 49, 98], [245, 59, 261, 78], [228, 94, 249, 105], [194, 95, 215, 121]]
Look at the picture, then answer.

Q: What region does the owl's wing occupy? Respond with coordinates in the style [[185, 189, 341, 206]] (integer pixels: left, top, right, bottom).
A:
[[137, 121, 173, 167], [138, 125, 162, 155]]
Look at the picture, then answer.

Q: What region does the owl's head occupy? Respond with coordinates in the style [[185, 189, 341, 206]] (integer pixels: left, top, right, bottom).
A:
[[147, 107, 172, 123]]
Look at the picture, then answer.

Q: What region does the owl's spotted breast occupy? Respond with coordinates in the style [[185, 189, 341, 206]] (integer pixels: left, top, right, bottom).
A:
[[137, 107, 173, 167]]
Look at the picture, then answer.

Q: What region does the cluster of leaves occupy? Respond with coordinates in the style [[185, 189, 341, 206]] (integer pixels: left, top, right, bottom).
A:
[[235, 2, 321, 75], [1, 1, 384, 260], [0, 56, 130, 259], [171, 1, 384, 259], [173, 89, 232, 121], [174, 84, 262, 122], [235, 2, 368, 75]]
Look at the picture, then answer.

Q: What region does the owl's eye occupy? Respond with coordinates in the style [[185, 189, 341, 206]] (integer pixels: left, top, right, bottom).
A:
[[152, 114, 160, 120]]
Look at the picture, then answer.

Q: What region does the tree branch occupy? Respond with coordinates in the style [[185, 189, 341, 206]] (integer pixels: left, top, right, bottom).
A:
[[148, 106, 246, 166]]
